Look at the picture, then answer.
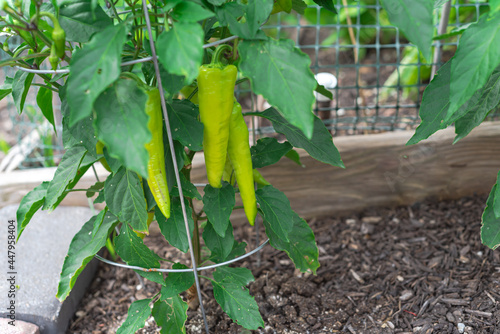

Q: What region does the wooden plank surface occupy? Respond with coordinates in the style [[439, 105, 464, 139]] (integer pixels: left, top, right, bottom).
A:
[[2, 122, 500, 221]]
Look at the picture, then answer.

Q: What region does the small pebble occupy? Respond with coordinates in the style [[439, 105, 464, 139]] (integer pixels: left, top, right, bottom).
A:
[[399, 290, 413, 301], [457, 323, 465, 333]]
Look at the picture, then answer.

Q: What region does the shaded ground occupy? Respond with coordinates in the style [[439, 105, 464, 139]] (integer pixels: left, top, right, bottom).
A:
[[70, 193, 500, 333]]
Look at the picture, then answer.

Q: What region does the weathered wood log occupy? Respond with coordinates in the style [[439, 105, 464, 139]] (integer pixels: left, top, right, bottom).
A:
[[2, 122, 499, 222]]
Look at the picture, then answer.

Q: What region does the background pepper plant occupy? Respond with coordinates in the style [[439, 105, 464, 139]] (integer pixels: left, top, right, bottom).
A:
[[5, 0, 344, 331]]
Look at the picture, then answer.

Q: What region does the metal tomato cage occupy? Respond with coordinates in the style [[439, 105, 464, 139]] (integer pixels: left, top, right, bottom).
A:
[[10, 1, 492, 333]]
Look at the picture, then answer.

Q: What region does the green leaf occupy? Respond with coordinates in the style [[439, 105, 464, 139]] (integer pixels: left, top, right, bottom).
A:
[[102, 146, 122, 174], [312, 0, 337, 13], [164, 140, 185, 193], [203, 221, 234, 262], [285, 149, 302, 166], [67, 22, 128, 125], [207, 0, 225, 5], [36, 86, 55, 132], [263, 211, 320, 274], [481, 183, 500, 250], [495, 171, 500, 219], [492, 0, 500, 12], [143, 180, 157, 211], [256, 185, 294, 242], [239, 38, 316, 139], [447, 12, 500, 122], [315, 83, 333, 100], [115, 224, 163, 268], [258, 108, 343, 168], [152, 296, 188, 334], [216, 0, 273, 39], [227, 240, 247, 260], [59, 0, 111, 42], [43, 145, 87, 211], [167, 100, 204, 151], [291, 0, 307, 15], [251, 137, 292, 168], [90, 208, 107, 239], [407, 60, 451, 145], [12, 70, 34, 114], [16, 182, 49, 241], [170, 173, 202, 200], [57, 212, 118, 301], [44, 0, 112, 43], [0, 83, 12, 101], [202, 183, 235, 238], [156, 22, 204, 83], [454, 64, 500, 143], [156, 198, 194, 253], [159, 65, 186, 101], [160, 263, 194, 299], [211, 279, 263, 330], [94, 78, 150, 177], [104, 167, 149, 233], [86, 181, 105, 198], [381, 0, 433, 61], [171, 1, 214, 22], [214, 266, 254, 286], [159, 0, 183, 12], [116, 299, 152, 334], [60, 87, 97, 155]]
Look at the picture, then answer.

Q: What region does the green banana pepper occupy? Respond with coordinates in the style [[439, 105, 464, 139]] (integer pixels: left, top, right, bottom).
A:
[[228, 101, 257, 225], [144, 87, 171, 219], [197, 45, 237, 188]]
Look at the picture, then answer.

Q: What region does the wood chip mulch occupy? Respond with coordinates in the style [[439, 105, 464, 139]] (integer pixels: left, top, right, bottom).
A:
[[70, 194, 500, 333]]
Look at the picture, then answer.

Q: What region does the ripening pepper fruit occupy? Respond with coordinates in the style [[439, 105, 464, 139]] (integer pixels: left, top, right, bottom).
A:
[[38, 12, 65, 58], [197, 45, 237, 188], [228, 101, 257, 225], [95, 141, 112, 172], [48, 43, 59, 70], [253, 169, 270, 188], [144, 87, 171, 219], [51, 23, 66, 58]]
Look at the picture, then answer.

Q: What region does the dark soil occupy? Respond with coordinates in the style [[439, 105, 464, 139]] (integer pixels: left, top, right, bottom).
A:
[[70, 194, 500, 334]]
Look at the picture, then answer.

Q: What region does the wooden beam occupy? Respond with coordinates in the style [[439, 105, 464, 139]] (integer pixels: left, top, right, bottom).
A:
[[2, 122, 500, 222]]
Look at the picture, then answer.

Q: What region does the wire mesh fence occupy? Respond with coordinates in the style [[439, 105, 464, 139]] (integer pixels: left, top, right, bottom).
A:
[[1, 0, 492, 169]]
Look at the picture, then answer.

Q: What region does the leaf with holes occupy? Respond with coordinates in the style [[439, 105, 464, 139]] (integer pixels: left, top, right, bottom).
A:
[[167, 99, 204, 151], [160, 263, 194, 299], [94, 78, 150, 177], [212, 278, 263, 330], [262, 211, 320, 274], [67, 23, 128, 125], [153, 295, 188, 334], [116, 299, 152, 334]]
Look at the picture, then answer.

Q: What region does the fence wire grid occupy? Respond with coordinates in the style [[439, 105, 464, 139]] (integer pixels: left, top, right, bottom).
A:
[[1, 0, 493, 169]]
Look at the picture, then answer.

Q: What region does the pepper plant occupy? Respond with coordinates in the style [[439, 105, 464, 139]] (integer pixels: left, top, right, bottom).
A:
[[5, 0, 344, 331]]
